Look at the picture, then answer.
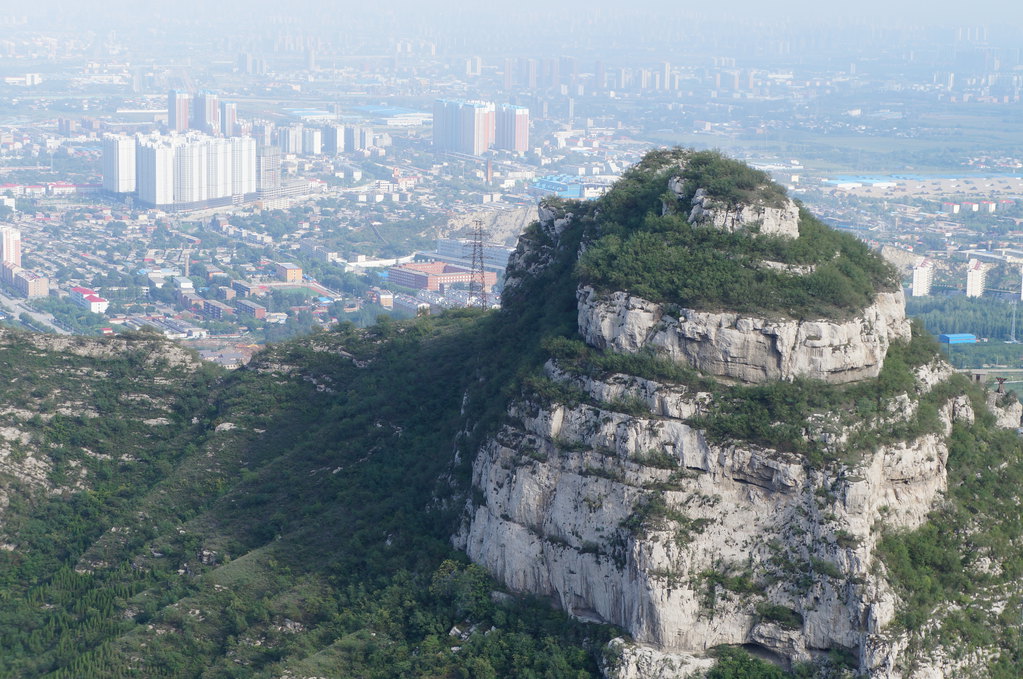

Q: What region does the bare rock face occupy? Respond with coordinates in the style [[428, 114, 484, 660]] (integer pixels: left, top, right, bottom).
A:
[[456, 362, 965, 676], [986, 391, 1023, 429], [666, 176, 801, 239], [603, 638, 714, 679], [577, 286, 911, 384], [501, 200, 575, 298]]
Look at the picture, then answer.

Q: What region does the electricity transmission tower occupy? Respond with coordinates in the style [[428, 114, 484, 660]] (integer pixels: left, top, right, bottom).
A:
[[468, 219, 489, 310]]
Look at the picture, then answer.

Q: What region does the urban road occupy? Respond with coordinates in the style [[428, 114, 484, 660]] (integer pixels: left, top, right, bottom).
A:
[[0, 289, 69, 335]]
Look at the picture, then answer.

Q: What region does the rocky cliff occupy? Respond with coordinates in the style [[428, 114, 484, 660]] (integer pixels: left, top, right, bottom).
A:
[[577, 287, 910, 385], [457, 150, 1023, 678]]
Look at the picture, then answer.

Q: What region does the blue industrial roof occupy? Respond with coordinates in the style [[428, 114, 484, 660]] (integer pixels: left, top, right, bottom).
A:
[[939, 333, 977, 344]]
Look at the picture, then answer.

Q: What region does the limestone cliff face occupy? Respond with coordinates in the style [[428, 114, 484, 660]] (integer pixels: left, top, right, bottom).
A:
[[458, 159, 1011, 678], [457, 358, 967, 676], [577, 286, 911, 385]]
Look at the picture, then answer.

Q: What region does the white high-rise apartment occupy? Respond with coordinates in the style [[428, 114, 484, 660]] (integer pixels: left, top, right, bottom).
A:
[[231, 137, 257, 196], [966, 259, 990, 298], [277, 125, 303, 154], [302, 127, 322, 155], [911, 259, 934, 297], [495, 104, 529, 153], [195, 91, 220, 135], [136, 137, 175, 207], [174, 139, 207, 204], [204, 138, 233, 201], [0, 226, 21, 267], [219, 101, 238, 137], [101, 135, 136, 193]]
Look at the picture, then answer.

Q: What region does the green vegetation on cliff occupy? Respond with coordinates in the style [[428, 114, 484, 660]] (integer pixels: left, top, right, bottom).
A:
[[576, 150, 897, 319]]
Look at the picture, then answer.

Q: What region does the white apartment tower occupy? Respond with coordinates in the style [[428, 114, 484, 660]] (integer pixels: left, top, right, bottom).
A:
[[204, 137, 233, 201], [277, 125, 303, 154], [219, 101, 238, 137], [495, 104, 529, 153], [231, 137, 257, 196], [302, 127, 322, 155], [174, 140, 207, 204], [101, 135, 136, 193], [136, 138, 175, 207], [966, 258, 990, 298], [0, 226, 21, 267], [911, 259, 934, 297]]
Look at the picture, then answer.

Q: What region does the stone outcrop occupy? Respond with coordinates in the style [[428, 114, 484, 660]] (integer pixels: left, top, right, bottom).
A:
[[456, 360, 968, 676], [603, 638, 714, 679], [577, 286, 911, 384], [666, 177, 801, 239]]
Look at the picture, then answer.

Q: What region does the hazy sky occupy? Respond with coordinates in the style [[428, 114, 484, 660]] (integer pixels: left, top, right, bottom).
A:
[[2, 0, 1022, 57], [3, 0, 1022, 27]]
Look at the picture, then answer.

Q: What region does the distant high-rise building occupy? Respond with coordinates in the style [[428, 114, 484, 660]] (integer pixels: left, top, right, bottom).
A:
[[256, 145, 282, 192], [231, 137, 257, 196], [359, 127, 375, 149], [966, 258, 991, 298], [219, 101, 238, 137], [135, 132, 256, 208], [503, 57, 514, 90], [432, 100, 458, 153], [524, 58, 538, 89], [495, 104, 529, 153], [302, 127, 322, 155], [251, 121, 275, 147], [101, 134, 136, 193], [345, 125, 372, 151], [433, 99, 494, 156], [136, 137, 175, 206], [174, 139, 207, 204], [277, 125, 303, 154], [911, 259, 934, 297], [323, 124, 345, 155], [195, 91, 220, 135], [167, 90, 191, 132], [0, 226, 21, 267]]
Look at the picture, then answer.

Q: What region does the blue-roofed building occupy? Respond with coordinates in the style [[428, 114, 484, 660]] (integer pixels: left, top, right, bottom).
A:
[[533, 175, 613, 200], [939, 333, 978, 344]]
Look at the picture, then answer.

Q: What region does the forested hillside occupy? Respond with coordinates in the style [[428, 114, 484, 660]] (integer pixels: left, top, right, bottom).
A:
[[0, 319, 624, 678]]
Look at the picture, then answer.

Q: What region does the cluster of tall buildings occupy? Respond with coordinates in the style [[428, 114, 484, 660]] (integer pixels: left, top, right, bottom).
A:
[[266, 122, 375, 156], [102, 133, 279, 209], [432, 100, 529, 156], [168, 90, 238, 137]]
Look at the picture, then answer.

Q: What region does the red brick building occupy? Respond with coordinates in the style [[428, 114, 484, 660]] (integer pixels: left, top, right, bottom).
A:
[[387, 261, 496, 292]]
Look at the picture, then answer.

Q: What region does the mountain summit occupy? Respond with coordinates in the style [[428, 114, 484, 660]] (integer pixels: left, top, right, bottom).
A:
[[460, 149, 1023, 678]]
